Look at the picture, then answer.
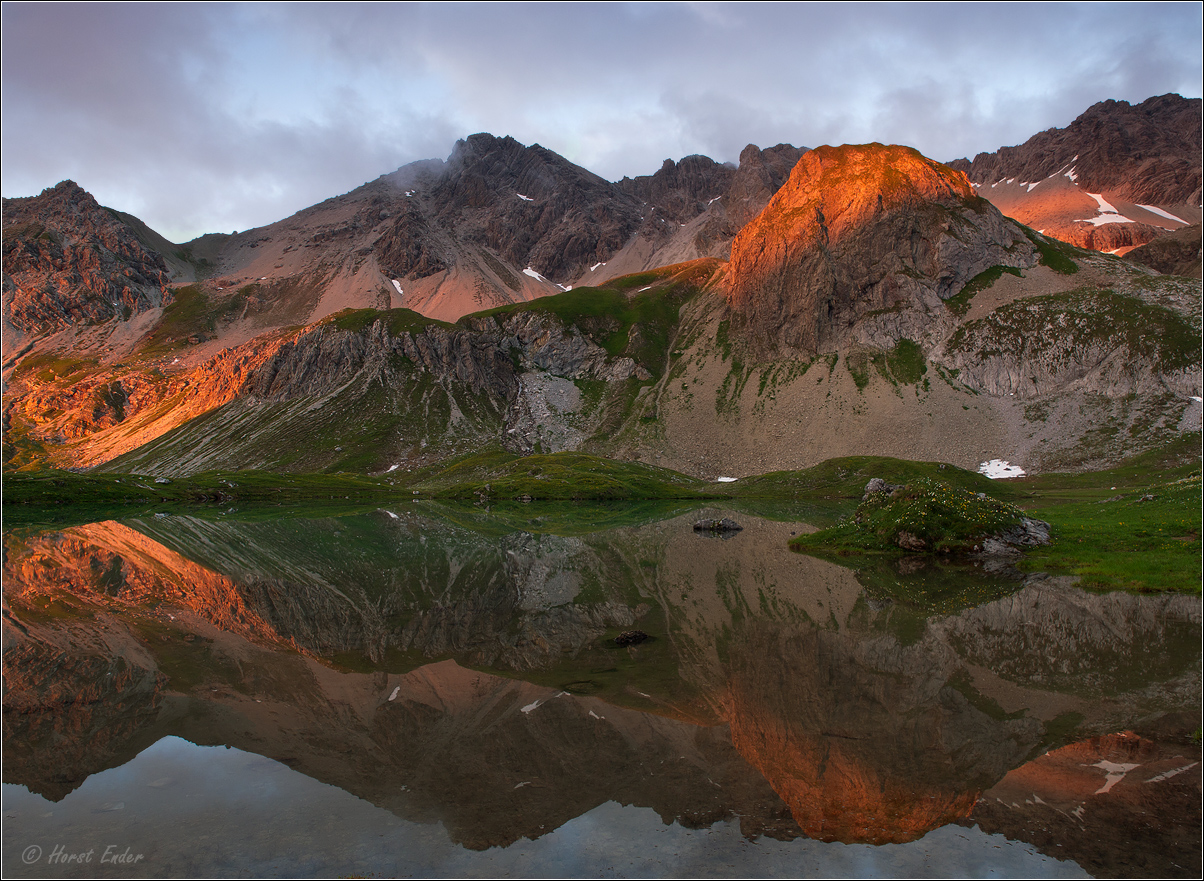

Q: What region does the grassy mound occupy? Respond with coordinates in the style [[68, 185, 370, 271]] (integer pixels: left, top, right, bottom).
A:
[[790, 477, 1031, 556], [416, 451, 712, 501]]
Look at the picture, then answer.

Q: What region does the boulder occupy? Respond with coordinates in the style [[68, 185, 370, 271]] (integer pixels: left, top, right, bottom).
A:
[[693, 518, 743, 533]]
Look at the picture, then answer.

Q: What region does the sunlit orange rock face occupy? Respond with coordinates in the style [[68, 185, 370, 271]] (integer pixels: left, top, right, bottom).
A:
[[723, 143, 1035, 354], [719, 621, 1036, 844]]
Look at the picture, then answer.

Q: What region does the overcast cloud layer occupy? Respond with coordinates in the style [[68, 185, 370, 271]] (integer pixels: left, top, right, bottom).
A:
[[3, 2, 1200, 242]]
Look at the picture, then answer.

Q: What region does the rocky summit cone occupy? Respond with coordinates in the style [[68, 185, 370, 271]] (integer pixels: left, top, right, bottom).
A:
[[723, 143, 1036, 355]]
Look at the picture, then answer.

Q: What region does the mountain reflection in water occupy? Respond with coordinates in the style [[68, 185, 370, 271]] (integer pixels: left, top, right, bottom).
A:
[[3, 504, 1200, 878]]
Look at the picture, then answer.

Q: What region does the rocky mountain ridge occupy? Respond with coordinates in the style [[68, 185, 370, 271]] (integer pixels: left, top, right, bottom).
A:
[[3, 103, 1201, 479], [948, 94, 1202, 254]]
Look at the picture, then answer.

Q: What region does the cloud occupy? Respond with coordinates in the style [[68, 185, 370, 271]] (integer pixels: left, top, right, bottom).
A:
[[3, 2, 1199, 240]]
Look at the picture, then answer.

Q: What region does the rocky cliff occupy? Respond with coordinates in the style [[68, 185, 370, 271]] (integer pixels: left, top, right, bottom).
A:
[[1125, 223, 1203, 278], [722, 143, 1037, 355], [2, 181, 170, 338], [949, 95, 1202, 206], [948, 94, 1202, 254]]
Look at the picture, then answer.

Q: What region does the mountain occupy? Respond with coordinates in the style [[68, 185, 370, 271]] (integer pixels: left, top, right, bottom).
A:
[[32, 135, 805, 334], [948, 94, 1202, 254], [2, 181, 170, 340], [3, 101, 1201, 479], [723, 143, 1037, 355]]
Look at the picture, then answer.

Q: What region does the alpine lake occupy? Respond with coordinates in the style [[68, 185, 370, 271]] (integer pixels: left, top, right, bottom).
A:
[[3, 499, 1200, 879]]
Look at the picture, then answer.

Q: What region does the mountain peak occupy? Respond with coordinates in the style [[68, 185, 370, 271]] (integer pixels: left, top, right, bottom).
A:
[[724, 143, 1034, 355]]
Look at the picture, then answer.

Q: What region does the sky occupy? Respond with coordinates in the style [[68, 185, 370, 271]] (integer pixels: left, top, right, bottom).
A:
[[2, 2, 1201, 243]]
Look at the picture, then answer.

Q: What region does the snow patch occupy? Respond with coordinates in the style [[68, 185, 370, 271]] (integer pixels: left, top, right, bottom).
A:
[[1065, 167, 1079, 182], [1080, 193, 1135, 225], [520, 699, 542, 714], [715, 476, 738, 483], [388, 686, 400, 702], [391, 279, 404, 297], [707, 195, 722, 204], [978, 459, 1026, 479], [589, 262, 605, 272], [385, 510, 399, 520], [1027, 181, 1041, 192], [386, 464, 400, 473], [1145, 762, 1198, 783], [1137, 204, 1190, 225], [523, 268, 548, 282], [1086, 193, 1120, 214], [1093, 760, 1140, 794], [589, 709, 605, 720], [1080, 214, 1135, 226], [516, 193, 534, 201]]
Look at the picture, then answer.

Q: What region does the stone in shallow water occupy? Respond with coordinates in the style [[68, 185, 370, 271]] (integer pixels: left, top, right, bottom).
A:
[[692, 518, 743, 533]]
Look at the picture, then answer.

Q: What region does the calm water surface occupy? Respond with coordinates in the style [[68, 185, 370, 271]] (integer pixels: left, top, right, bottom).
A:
[[3, 503, 1200, 878]]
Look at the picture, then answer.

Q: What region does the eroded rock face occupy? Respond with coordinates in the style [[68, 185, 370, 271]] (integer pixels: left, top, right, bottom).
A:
[[1040, 220, 1170, 253], [425, 134, 644, 282], [617, 154, 734, 225], [937, 289, 1201, 400], [949, 94, 1202, 207], [1126, 224, 1203, 278], [2, 181, 170, 334], [247, 310, 648, 410], [723, 144, 1036, 355]]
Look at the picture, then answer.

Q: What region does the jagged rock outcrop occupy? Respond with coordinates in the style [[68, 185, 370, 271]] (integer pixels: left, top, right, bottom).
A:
[[1039, 219, 1171, 253], [1126, 224, 1203, 278], [248, 310, 648, 407], [423, 134, 644, 282], [723, 143, 1037, 355], [946, 95, 1201, 255], [2, 180, 171, 334], [673, 144, 809, 260], [618, 154, 735, 224], [948, 94, 1202, 207]]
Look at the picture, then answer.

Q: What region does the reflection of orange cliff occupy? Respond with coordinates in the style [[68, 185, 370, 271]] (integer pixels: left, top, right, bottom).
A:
[[719, 620, 1037, 844], [4, 522, 284, 645]]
